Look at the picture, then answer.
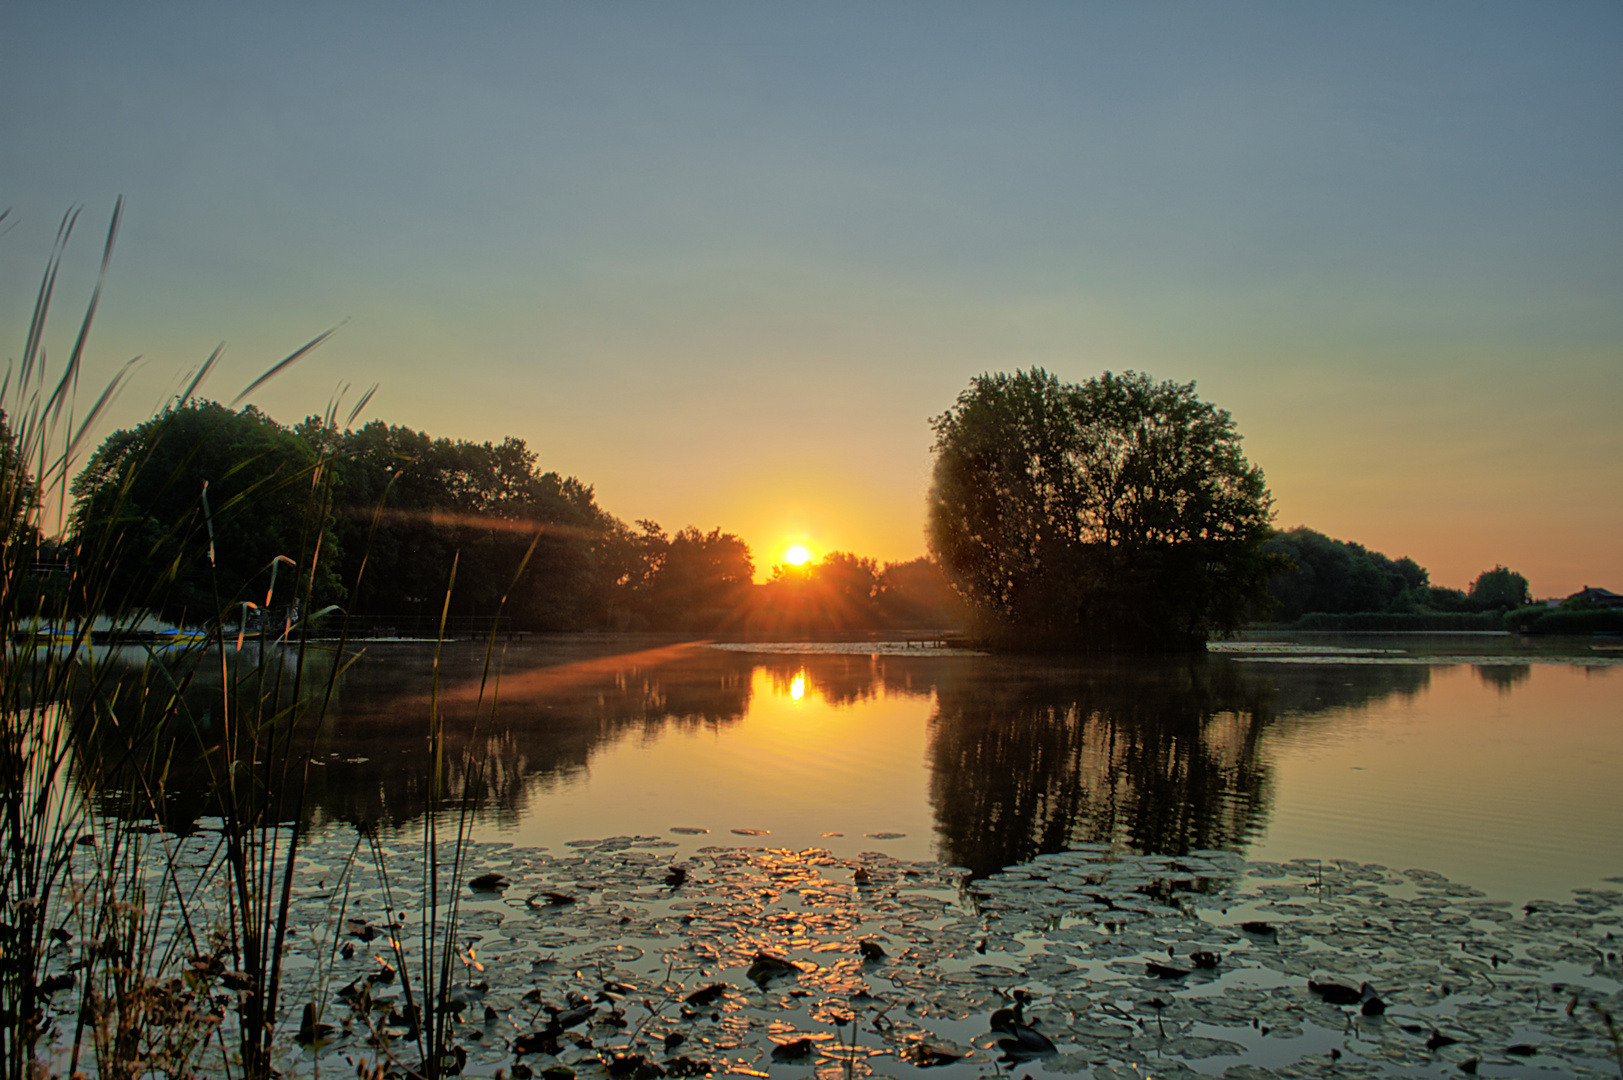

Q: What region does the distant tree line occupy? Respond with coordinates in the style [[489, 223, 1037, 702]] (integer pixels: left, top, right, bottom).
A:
[[1260, 527, 1530, 625], [25, 394, 1565, 641], [1503, 587, 1623, 636], [61, 402, 964, 633], [746, 553, 969, 634]]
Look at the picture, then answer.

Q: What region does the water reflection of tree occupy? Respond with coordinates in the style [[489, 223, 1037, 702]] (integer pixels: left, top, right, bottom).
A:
[[78, 638, 756, 832], [926, 656, 1437, 877], [64, 643, 335, 830], [1251, 660, 1431, 717], [313, 645, 954, 827], [306, 640, 753, 827], [81, 641, 1449, 868], [927, 657, 1271, 875], [1474, 664, 1531, 693]]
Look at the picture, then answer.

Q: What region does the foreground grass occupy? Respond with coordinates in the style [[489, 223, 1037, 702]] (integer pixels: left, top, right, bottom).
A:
[[2, 202, 513, 1080]]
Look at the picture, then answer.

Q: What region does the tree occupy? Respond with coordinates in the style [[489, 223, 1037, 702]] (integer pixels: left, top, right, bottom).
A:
[[324, 421, 625, 631], [927, 369, 1276, 651], [1, 409, 40, 552], [322, 419, 456, 621], [749, 551, 881, 632], [810, 552, 880, 619], [1468, 565, 1530, 611], [70, 402, 340, 625], [1261, 527, 1429, 621], [874, 557, 969, 628], [1, 409, 53, 620], [647, 527, 755, 629]]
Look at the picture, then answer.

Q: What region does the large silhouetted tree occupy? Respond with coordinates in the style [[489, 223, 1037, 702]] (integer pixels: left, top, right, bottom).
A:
[[928, 369, 1276, 651], [70, 402, 339, 624]]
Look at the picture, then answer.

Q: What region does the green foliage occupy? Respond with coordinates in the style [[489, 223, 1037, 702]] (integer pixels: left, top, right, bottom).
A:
[[69, 400, 980, 637], [1262, 531, 1533, 624], [1395, 585, 1473, 614], [742, 554, 968, 632], [874, 556, 968, 628], [1, 410, 40, 550], [802, 551, 879, 614], [70, 401, 340, 625], [1, 410, 55, 617], [1467, 565, 1530, 610], [1505, 606, 1623, 635], [751, 551, 882, 633], [70, 409, 645, 633], [927, 369, 1276, 651], [325, 421, 621, 631], [612, 522, 755, 630], [1261, 527, 1428, 622]]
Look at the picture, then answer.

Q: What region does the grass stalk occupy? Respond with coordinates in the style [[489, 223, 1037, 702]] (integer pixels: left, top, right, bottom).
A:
[[5, 200, 524, 1080], [1, 201, 147, 1080]]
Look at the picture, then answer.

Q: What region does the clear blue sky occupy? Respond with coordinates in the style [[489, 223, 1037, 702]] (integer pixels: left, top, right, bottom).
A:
[[4, 1, 1619, 591]]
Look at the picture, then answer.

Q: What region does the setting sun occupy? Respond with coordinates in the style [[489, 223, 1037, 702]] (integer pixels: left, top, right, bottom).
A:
[[783, 545, 811, 567]]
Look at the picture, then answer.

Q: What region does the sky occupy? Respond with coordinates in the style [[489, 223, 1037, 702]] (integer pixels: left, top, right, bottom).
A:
[[3, 1, 1619, 594]]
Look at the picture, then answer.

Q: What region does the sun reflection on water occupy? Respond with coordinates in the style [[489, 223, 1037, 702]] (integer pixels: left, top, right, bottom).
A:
[[789, 671, 806, 702]]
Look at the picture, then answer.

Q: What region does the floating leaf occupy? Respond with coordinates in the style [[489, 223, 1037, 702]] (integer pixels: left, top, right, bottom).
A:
[[770, 1038, 816, 1061]]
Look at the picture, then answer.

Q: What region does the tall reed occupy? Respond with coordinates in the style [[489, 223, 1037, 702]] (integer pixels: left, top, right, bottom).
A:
[[4, 200, 517, 1080], [398, 530, 539, 1079], [1, 202, 348, 1079], [0, 200, 146, 1080]]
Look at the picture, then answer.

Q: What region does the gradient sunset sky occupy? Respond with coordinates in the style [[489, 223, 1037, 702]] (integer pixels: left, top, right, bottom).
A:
[[4, 2, 1618, 594]]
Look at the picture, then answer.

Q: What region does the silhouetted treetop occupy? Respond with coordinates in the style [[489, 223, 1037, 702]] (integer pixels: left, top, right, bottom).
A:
[[928, 369, 1276, 651], [70, 401, 339, 623], [1468, 565, 1530, 610]]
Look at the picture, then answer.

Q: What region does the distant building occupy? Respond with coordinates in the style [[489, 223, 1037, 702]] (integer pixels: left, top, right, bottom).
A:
[[1567, 586, 1623, 609]]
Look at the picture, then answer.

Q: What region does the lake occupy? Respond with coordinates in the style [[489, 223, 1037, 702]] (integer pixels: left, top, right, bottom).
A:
[[278, 631, 1622, 907], [60, 630, 1623, 1079]]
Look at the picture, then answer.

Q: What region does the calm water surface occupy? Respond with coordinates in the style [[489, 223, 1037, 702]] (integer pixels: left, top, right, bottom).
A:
[[68, 631, 1619, 1080], [277, 632, 1623, 906]]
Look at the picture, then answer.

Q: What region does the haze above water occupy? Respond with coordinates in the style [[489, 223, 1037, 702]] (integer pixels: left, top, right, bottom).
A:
[[297, 634, 1621, 907]]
